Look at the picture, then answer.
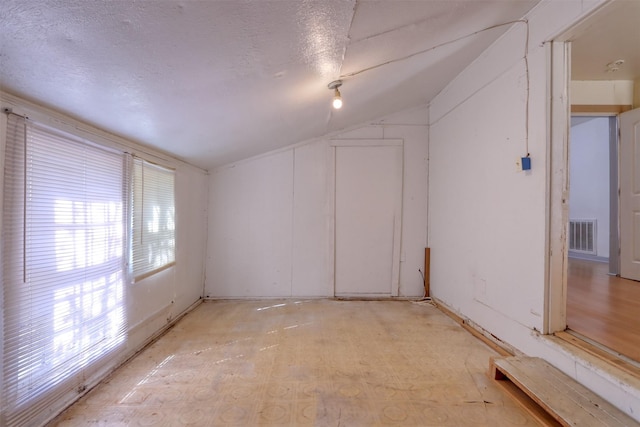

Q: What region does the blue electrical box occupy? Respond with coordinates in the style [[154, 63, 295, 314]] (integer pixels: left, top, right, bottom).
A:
[[521, 156, 531, 171]]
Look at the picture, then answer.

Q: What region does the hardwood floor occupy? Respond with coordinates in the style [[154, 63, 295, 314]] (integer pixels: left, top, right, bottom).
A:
[[567, 258, 640, 362]]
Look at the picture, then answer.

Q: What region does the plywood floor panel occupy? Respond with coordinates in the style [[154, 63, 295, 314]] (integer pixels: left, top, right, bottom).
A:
[[53, 300, 547, 426], [492, 357, 636, 427]]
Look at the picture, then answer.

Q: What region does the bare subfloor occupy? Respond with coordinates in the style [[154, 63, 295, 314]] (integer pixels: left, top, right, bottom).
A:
[[54, 300, 542, 426]]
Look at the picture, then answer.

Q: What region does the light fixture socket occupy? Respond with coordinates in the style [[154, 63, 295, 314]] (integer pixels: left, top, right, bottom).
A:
[[606, 59, 625, 72], [328, 80, 343, 109], [328, 80, 342, 91]]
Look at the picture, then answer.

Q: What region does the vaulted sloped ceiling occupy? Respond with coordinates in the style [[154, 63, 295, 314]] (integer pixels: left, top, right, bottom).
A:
[[0, 0, 539, 169]]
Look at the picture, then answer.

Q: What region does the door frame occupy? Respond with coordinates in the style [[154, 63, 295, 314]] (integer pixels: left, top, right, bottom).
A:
[[547, 0, 629, 334], [546, 40, 571, 334]]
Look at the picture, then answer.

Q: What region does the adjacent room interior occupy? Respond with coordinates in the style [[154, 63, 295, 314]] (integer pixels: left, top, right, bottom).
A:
[[566, 115, 640, 363], [565, 0, 640, 366], [2, 0, 640, 426]]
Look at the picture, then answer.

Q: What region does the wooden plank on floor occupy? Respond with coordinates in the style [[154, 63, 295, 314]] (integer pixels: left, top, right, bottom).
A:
[[488, 359, 562, 427], [492, 357, 638, 427]]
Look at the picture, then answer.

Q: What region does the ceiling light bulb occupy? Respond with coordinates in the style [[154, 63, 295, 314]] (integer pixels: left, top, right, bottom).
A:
[[333, 89, 343, 109], [328, 80, 343, 110]]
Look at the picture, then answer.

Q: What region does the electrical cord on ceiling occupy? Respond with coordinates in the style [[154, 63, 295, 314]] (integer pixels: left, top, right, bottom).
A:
[[400, 19, 531, 158], [340, 19, 528, 79], [523, 19, 530, 158], [334, 17, 532, 159]]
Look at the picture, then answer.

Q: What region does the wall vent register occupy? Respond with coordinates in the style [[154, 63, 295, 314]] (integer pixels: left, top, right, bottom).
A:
[[568, 219, 597, 255]]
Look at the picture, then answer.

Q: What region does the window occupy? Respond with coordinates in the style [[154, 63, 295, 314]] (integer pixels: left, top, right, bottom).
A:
[[1, 115, 127, 426], [131, 158, 175, 280]]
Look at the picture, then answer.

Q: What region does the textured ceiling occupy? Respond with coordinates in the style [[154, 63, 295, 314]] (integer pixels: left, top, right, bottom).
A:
[[1, 0, 539, 169]]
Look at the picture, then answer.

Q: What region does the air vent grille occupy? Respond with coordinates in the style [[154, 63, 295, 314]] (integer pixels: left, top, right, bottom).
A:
[[569, 219, 597, 255]]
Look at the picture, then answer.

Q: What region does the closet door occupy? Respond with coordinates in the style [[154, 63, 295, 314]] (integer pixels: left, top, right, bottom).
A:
[[334, 141, 403, 297]]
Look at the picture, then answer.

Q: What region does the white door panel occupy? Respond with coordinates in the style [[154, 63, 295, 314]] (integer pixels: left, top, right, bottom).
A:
[[620, 108, 640, 281], [334, 143, 403, 296]]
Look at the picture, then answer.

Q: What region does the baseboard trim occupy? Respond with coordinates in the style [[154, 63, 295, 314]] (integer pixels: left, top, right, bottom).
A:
[[568, 253, 608, 263], [433, 298, 515, 357]]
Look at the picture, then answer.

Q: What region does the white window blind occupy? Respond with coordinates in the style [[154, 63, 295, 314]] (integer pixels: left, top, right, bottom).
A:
[[131, 158, 175, 280], [1, 114, 128, 427]]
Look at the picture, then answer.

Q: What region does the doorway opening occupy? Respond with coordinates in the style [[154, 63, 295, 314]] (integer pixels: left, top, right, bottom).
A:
[[554, 0, 640, 365], [566, 115, 640, 363]]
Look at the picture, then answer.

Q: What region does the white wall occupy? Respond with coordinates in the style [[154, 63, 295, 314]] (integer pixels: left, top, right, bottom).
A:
[[206, 106, 428, 298], [429, 0, 640, 420], [0, 92, 209, 375], [569, 116, 610, 258], [571, 80, 634, 106], [207, 150, 296, 297], [126, 163, 208, 349]]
